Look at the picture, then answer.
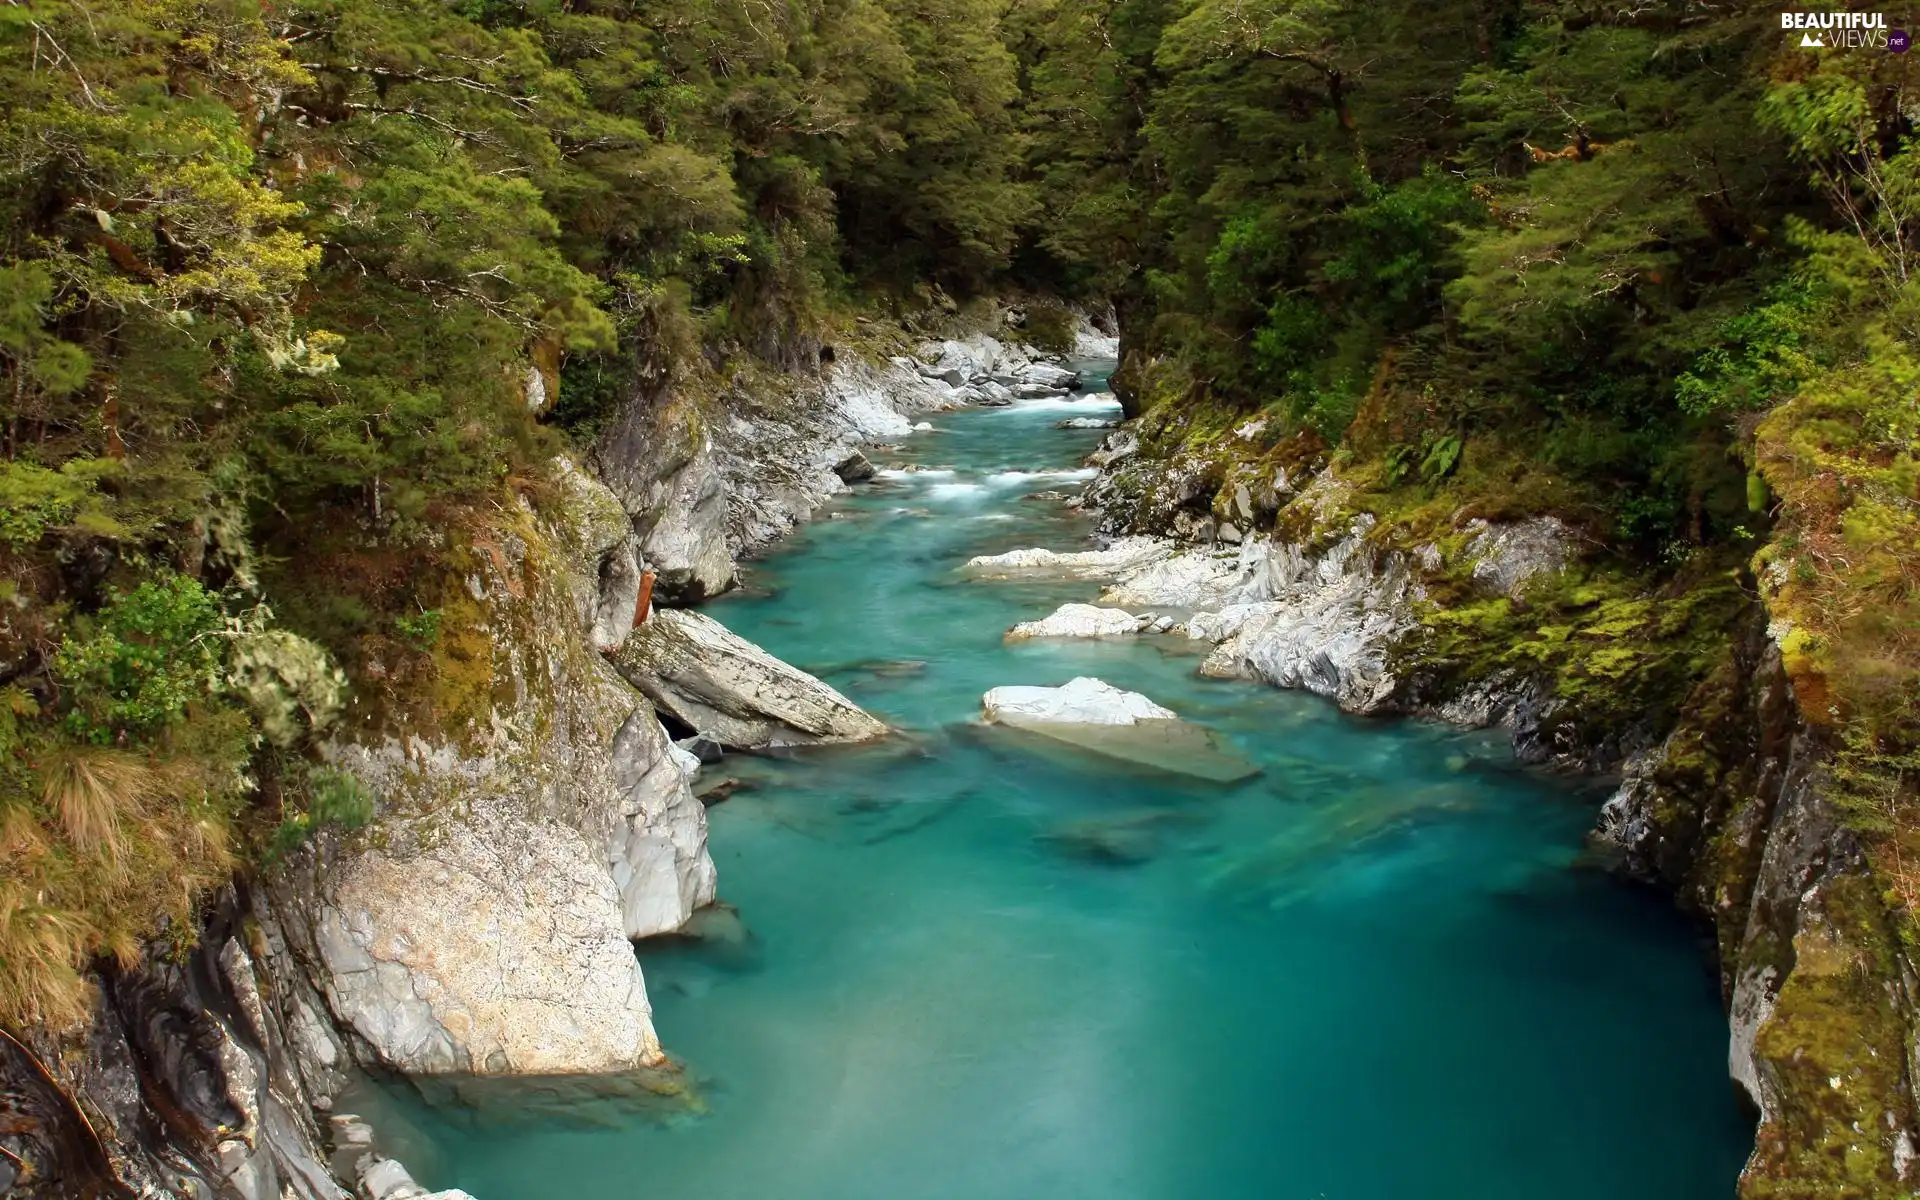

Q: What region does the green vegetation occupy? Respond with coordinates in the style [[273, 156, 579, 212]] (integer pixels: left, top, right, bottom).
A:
[[0, 0, 1037, 1028], [3, 4, 1918, 1177]]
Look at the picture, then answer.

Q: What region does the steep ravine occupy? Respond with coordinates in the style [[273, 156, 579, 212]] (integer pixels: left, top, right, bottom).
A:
[[0, 320, 1113, 1199], [5, 315, 1891, 1199]]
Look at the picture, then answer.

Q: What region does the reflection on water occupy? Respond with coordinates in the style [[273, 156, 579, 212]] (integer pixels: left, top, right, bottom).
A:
[[347, 364, 1750, 1200]]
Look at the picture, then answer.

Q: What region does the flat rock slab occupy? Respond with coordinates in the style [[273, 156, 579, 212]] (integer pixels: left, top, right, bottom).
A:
[[980, 677, 1259, 783], [611, 609, 889, 750]]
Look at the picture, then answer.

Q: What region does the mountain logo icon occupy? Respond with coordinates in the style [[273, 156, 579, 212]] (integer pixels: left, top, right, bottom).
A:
[[1800, 31, 1826, 47]]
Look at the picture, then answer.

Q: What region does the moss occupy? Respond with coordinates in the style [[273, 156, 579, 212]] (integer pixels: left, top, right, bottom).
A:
[[1744, 874, 1915, 1199]]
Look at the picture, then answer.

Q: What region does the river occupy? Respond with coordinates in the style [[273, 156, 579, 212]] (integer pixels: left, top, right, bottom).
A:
[[353, 362, 1753, 1199]]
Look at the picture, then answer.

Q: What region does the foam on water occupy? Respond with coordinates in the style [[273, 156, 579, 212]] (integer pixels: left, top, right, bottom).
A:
[[1010, 394, 1124, 413], [986, 468, 1098, 486], [351, 359, 1750, 1200]]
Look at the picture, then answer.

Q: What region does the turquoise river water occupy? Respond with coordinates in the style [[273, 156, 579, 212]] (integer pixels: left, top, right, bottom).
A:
[[357, 364, 1754, 1199]]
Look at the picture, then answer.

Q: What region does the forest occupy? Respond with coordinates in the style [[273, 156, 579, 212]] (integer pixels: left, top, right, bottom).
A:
[[1, 0, 1916, 1061]]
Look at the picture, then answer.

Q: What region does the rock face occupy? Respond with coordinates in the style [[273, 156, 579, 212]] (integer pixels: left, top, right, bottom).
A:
[[983, 677, 1177, 724], [610, 608, 890, 749], [1593, 621, 1920, 1194], [0, 889, 355, 1200], [283, 458, 717, 1086], [1006, 603, 1140, 640], [298, 810, 664, 1075]]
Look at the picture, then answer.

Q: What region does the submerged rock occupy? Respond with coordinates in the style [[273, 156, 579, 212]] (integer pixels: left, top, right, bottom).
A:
[[1038, 810, 1203, 867], [610, 608, 890, 749], [1057, 417, 1117, 430], [1006, 603, 1140, 641], [980, 677, 1259, 783]]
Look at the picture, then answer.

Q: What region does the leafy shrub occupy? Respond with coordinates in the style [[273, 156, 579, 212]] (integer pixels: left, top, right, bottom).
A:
[[54, 576, 224, 743]]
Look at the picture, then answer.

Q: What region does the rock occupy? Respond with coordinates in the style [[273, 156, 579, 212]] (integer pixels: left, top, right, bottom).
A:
[[677, 903, 752, 951], [1182, 529, 1413, 713], [1006, 603, 1140, 640], [1098, 542, 1246, 609], [1057, 417, 1116, 430], [278, 458, 718, 1097], [981, 678, 1259, 783], [1014, 383, 1069, 399], [667, 737, 703, 781], [1022, 362, 1079, 389], [1038, 810, 1199, 866], [1086, 428, 1139, 469], [610, 608, 890, 749], [302, 807, 667, 1076], [358, 1157, 421, 1199], [1463, 516, 1572, 598], [983, 677, 1176, 725], [696, 776, 753, 805], [676, 731, 726, 763], [832, 449, 876, 483], [593, 397, 736, 605], [963, 536, 1171, 580]]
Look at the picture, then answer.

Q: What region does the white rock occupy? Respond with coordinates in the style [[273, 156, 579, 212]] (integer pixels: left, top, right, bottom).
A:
[[1006, 603, 1141, 640], [963, 536, 1171, 580], [1098, 543, 1246, 608], [982, 677, 1177, 725], [610, 608, 889, 749], [308, 808, 665, 1076]]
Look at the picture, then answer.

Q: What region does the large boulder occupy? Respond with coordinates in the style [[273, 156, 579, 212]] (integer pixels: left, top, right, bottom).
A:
[[593, 394, 736, 604], [980, 677, 1257, 782], [610, 608, 889, 749], [283, 459, 716, 1084], [1006, 603, 1140, 641], [983, 676, 1177, 724], [304, 810, 664, 1075]]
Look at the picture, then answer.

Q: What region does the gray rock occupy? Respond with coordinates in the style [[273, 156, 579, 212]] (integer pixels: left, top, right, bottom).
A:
[[611, 608, 890, 749], [1057, 417, 1116, 430], [1463, 517, 1572, 598], [677, 731, 726, 763], [833, 449, 876, 482]]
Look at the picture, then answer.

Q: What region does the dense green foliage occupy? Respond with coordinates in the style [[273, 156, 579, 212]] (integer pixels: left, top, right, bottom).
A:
[[0, 0, 1035, 1027]]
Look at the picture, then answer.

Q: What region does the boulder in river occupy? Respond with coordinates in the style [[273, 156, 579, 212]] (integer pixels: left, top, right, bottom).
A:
[[963, 536, 1171, 580], [980, 677, 1259, 782], [833, 449, 877, 483], [611, 608, 890, 749], [1006, 603, 1140, 641]]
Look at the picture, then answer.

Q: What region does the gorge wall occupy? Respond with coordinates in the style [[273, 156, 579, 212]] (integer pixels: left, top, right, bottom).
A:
[[1083, 361, 1920, 1198]]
